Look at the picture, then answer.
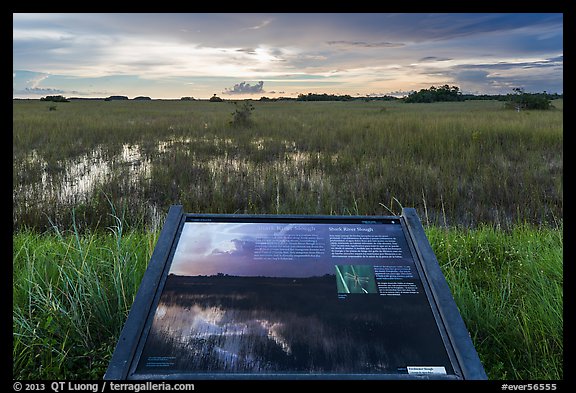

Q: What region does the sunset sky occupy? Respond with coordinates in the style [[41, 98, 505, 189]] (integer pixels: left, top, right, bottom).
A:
[[169, 222, 336, 277], [13, 13, 563, 99], [168, 221, 413, 278]]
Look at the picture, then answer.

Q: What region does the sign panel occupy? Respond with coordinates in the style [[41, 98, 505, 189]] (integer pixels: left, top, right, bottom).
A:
[[105, 207, 487, 380]]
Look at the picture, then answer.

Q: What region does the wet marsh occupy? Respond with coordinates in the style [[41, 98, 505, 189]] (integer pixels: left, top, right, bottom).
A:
[[13, 99, 562, 232], [12, 98, 563, 380]]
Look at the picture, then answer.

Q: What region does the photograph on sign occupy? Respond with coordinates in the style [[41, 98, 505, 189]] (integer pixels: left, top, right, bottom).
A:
[[133, 220, 454, 376]]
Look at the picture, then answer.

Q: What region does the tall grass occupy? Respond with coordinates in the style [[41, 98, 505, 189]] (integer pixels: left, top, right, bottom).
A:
[[12, 217, 562, 379], [12, 215, 159, 379], [13, 99, 562, 231], [13, 99, 563, 380], [427, 223, 563, 380]]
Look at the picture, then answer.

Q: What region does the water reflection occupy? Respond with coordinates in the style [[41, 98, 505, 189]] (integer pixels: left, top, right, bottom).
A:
[[136, 275, 454, 375], [14, 144, 150, 207], [150, 302, 292, 371], [14, 136, 320, 214]]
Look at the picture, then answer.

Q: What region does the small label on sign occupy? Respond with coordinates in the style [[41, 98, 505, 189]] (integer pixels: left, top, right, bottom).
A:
[[407, 366, 447, 375]]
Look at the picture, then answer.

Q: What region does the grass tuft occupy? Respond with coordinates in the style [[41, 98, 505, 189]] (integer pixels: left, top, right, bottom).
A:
[[13, 218, 159, 379], [426, 223, 563, 379]]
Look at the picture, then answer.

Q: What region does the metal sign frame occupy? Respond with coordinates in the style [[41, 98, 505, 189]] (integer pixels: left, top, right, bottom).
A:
[[104, 206, 486, 380]]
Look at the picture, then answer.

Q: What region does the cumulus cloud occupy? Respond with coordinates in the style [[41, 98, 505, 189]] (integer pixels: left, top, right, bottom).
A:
[[223, 81, 265, 95], [12, 14, 563, 97]]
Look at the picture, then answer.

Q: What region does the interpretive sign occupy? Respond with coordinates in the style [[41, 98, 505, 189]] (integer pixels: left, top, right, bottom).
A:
[[105, 206, 487, 380]]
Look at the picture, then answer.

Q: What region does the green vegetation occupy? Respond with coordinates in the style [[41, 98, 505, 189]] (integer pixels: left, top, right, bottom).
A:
[[404, 84, 463, 103], [13, 220, 159, 379], [427, 224, 563, 380], [504, 88, 554, 111], [297, 92, 355, 101], [40, 95, 69, 103], [230, 100, 255, 127], [12, 98, 563, 380], [209, 94, 224, 102], [13, 217, 562, 379], [104, 95, 129, 101], [13, 99, 562, 232]]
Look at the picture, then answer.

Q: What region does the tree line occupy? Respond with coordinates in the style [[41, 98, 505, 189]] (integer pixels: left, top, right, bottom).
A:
[[401, 85, 560, 110], [35, 87, 562, 109]]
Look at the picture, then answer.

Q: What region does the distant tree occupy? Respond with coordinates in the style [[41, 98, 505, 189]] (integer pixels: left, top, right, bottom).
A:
[[504, 88, 553, 111], [363, 95, 399, 102], [209, 94, 224, 102], [133, 96, 152, 100], [40, 95, 69, 102], [404, 85, 463, 103], [180, 96, 195, 101], [297, 93, 354, 101], [105, 95, 129, 101], [259, 96, 297, 102]]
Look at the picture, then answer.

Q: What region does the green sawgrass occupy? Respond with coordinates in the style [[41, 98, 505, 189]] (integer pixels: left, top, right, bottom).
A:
[[427, 223, 563, 380], [13, 220, 562, 380], [13, 221, 159, 379], [13, 98, 563, 379], [13, 99, 562, 231]]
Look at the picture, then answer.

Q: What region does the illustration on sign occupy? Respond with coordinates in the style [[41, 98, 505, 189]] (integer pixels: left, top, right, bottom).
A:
[[134, 221, 453, 375]]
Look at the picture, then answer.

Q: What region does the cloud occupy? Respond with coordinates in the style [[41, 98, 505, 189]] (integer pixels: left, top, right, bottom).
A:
[[27, 73, 49, 89], [454, 70, 490, 83], [12, 14, 563, 97], [385, 90, 414, 97], [13, 71, 65, 95], [223, 81, 265, 95], [327, 40, 405, 48], [244, 19, 272, 30], [236, 48, 257, 55], [13, 87, 65, 96], [26, 87, 64, 94], [418, 56, 453, 62]]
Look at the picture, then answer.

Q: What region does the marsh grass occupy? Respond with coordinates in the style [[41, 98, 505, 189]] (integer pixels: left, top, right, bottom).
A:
[[12, 216, 562, 379], [427, 223, 563, 380], [12, 99, 563, 380], [12, 215, 159, 379], [13, 99, 562, 231]]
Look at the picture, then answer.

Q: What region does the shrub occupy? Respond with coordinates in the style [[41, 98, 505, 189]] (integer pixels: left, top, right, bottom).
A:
[[105, 96, 129, 101], [505, 88, 553, 111], [404, 85, 463, 103], [40, 95, 69, 103], [230, 100, 254, 127]]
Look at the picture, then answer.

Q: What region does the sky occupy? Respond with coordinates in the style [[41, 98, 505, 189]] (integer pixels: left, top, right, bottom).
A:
[[13, 13, 563, 99], [169, 222, 337, 277], [168, 221, 413, 278]]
